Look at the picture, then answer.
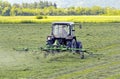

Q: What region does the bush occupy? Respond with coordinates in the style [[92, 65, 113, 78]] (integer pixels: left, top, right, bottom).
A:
[[36, 15, 47, 19], [36, 15, 43, 19]]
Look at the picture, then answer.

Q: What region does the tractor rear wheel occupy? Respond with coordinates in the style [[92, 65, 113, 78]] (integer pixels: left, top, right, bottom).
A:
[[76, 42, 84, 59], [71, 39, 77, 53]]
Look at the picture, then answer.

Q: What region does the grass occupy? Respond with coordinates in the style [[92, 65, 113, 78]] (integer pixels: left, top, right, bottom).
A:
[[0, 16, 120, 23], [0, 23, 120, 79]]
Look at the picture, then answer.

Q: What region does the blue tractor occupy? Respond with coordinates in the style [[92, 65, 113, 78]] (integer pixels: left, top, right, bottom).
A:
[[41, 22, 84, 59]]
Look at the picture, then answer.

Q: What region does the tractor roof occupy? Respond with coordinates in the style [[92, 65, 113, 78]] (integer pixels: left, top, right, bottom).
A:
[[52, 22, 74, 25]]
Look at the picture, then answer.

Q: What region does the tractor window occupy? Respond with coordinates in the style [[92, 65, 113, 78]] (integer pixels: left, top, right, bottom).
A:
[[53, 24, 69, 38]]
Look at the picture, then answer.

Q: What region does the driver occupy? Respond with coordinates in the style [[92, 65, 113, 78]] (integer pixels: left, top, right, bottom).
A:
[[62, 25, 68, 37]]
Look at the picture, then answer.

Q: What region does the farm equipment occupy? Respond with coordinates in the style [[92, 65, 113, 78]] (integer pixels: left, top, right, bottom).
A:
[[41, 22, 86, 59]]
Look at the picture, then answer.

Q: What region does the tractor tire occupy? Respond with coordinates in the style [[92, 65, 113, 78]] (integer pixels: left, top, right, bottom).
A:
[[76, 42, 84, 59], [71, 39, 77, 53]]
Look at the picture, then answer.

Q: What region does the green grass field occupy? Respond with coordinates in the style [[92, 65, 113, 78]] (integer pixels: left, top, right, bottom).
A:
[[0, 23, 120, 79], [0, 16, 120, 23]]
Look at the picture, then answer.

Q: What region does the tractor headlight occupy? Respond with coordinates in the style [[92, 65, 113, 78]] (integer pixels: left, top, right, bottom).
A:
[[47, 36, 51, 40]]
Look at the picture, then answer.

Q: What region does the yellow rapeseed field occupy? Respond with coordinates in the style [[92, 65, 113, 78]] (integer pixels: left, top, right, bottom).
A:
[[0, 16, 120, 23]]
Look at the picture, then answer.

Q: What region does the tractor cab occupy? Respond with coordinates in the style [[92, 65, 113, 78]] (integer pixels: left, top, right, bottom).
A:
[[52, 22, 75, 39], [47, 22, 76, 46]]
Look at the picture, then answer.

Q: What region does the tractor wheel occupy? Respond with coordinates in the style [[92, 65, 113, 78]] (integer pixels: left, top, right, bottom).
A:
[[71, 39, 77, 53], [76, 42, 84, 59]]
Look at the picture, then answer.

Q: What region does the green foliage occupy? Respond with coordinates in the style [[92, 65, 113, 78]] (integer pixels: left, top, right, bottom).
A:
[[0, 1, 11, 9], [36, 15, 44, 19], [10, 7, 17, 16], [36, 15, 47, 19], [2, 7, 10, 16], [0, 6, 2, 15]]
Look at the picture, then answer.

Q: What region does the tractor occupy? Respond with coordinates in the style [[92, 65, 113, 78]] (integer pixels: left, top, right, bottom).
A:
[[41, 22, 85, 59]]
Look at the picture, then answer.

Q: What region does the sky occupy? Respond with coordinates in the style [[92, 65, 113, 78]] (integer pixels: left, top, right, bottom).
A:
[[5, 0, 120, 8]]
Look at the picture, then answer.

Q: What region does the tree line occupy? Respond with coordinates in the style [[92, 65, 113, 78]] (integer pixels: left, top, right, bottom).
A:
[[0, 0, 120, 16]]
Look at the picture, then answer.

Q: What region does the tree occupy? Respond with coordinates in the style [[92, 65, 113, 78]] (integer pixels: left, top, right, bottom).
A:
[[2, 7, 10, 16], [33, 2, 37, 8], [0, 6, 2, 15], [1, 1, 11, 9], [90, 6, 103, 15], [68, 7, 76, 15], [10, 7, 18, 16], [39, 1, 44, 9], [53, 3, 57, 8], [13, 3, 21, 8]]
